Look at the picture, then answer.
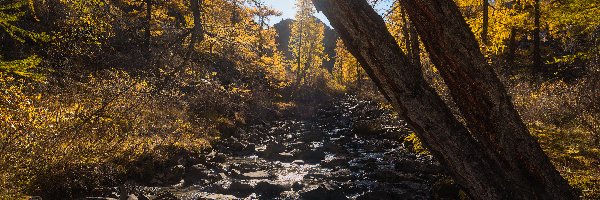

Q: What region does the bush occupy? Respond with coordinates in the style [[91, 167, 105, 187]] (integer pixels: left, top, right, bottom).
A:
[[509, 74, 600, 199], [0, 69, 212, 198]]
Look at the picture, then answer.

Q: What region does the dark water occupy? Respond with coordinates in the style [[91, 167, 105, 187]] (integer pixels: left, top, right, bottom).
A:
[[88, 95, 452, 200]]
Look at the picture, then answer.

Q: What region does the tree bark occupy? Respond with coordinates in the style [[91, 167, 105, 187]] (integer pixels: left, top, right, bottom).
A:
[[507, 28, 518, 68], [409, 22, 421, 67], [311, 0, 577, 199], [482, 0, 489, 45], [400, 8, 412, 59], [145, 0, 152, 59], [533, 0, 543, 74], [189, 0, 205, 50]]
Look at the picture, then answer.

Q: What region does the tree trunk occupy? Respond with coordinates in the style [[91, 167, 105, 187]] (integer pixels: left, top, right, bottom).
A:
[[507, 28, 517, 68], [482, 0, 489, 45], [356, 62, 361, 90], [311, 0, 577, 199], [189, 0, 204, 50], [296, 19, 304, 87], [533, 0, 543, 74], [145, 0, 152, 59], [401, 8, 412, 58], [409, 22, 421, 67]]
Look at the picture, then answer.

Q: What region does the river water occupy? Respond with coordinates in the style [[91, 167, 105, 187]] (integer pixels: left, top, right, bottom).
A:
[[89, 95, 456, 200]]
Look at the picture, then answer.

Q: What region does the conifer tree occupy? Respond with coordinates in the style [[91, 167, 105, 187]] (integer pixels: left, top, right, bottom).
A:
[[0, 0, 48, 80]]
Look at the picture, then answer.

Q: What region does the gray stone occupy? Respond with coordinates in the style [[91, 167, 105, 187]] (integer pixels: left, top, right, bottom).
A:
[[227, 182, 254, 198], [242, 170, 270, 179], [255, 181, 289, 198], [300, 184, 348, 200]]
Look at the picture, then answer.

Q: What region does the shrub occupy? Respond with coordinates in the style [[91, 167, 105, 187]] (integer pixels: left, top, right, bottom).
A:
[[0, 69, 212, 198]]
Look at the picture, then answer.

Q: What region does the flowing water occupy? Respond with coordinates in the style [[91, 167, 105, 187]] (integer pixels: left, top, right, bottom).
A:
[[87, 95, 455, 200]]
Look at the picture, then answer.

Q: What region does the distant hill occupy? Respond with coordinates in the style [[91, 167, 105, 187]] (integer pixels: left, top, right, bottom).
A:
[[274, 18, 338, 72]]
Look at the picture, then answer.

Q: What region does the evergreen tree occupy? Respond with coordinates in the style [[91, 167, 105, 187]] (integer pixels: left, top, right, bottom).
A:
[[0, 0, 49, 80]]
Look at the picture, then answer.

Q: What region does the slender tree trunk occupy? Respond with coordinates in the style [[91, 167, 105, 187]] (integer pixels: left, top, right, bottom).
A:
[[296, 19, 304, 87], [338, 55, 344, 84], [145, 0, 152, 59], [311, 0, 577, 199], [189, 0, 204, 50], [402, 7, 421, 67], [356, 62, 361, 90], [507, 28, 517, 68], [401, 8, 411, 58], [258, 16, 266, 57], [482, 0, 489, 45], [409, 23, 421, 67], [533, 0, 543, 74]]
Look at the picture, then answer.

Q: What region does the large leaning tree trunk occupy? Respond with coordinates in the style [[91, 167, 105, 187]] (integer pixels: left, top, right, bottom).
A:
[[311, 0, 577, 199]]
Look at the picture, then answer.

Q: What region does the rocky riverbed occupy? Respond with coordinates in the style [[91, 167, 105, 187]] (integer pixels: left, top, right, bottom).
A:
[[84, 95, 459, 200]]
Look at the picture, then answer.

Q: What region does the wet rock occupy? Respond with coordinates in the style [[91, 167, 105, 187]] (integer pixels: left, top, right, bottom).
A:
[[136, 194, 150, 200], [300, 184, 348, 200], [218, 124, 238, 139], [263, 142, 286, 156], [230, 162, 260, 173], [123, 194, 138, 200], [367, 170, 406, 183], [227, 141, 246, 152], [352, 121, 383, 137], [431, 178, 461, 200], [184, 164, 218, 185], [227, 182, 254, 198], [241, 143, 256, 155], [394, 159, 441, 174], [209, 153, 227, 163], [205, 184, 227, 194], [272, 152, 296, 162], [356, 191, 397, 200], [304, 173, 327, 179], [298, 150, 325, 164], [155, 192, 177, 200], [328, 169, 354, 182], [300, 133, 323, 143], [292, 182, 305, 191], [323, 143, 345, 154], [363, 158, 379, 171], [241, 170, 270, 179], [255, 181, 289, 198], [292, 160, 305, 165], [321, 157, 350, 169], [165, 165, 185, 183]]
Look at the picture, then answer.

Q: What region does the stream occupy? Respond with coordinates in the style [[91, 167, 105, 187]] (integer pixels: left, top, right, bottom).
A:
[[86, 95, 456, 200]]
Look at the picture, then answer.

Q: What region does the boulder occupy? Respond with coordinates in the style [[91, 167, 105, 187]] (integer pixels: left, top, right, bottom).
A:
[[165, 165, 185, 183], [298, 150, 325, 164], [209, 153, 227, 163], [241, 170, 271, 179], [356, 191, 397, 200], [155, 192, 177, 200], [321, 157, 350, 169], [394, 159, 441, 174], [184, 164, 219, 185], [255, 181, 289, 198], [264, 142, 286, 156], [227, 182, 254, 198], [272, 152, 296, 162], [299, 184, 348, 200], [367, 170, 406, 183], [292, 182, 305, 191], [431, 178, 461, 200]]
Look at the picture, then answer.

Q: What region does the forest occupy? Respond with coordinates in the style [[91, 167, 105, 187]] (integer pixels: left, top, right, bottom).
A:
[[0, 0, 598, 199]]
